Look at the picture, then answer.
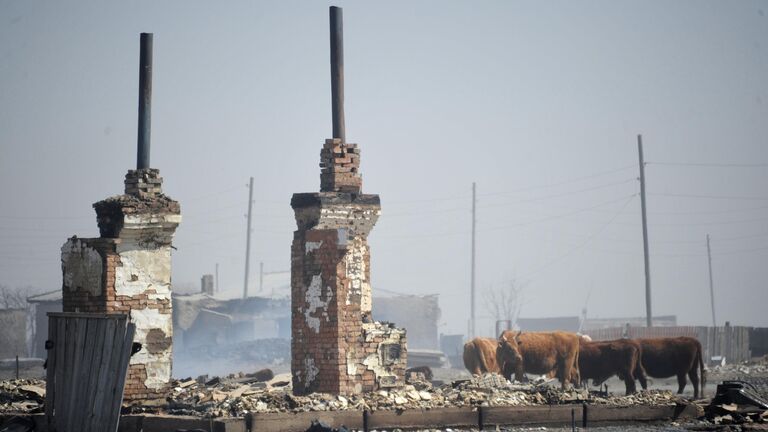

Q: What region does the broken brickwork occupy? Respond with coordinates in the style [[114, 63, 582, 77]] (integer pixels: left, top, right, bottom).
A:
[[291, 138, 407, 395], [320, 139, 362, 193], [61, 168, 180, 402]]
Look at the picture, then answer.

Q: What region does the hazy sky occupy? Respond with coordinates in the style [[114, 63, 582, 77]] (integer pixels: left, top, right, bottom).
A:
[[1, 1, 767, 336]]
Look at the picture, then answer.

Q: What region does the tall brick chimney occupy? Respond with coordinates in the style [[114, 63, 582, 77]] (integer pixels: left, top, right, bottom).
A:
[[60, 33, 181, 403], [290, 7, 407, 396]]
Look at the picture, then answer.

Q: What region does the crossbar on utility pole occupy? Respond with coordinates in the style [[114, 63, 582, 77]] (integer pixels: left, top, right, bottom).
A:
[[244, 177, 254, 299], [637, 135, 653, 327], [471, 182, 477, 338], [707, 234, 717, 327]]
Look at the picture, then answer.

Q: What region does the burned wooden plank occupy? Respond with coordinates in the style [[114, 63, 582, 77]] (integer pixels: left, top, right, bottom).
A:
[[107, 322, 136, 431], [583, 403, 703, 423], [367, 407, 477, 430], [44, 315, 56, 429], [46, 313, 134, 432], [484, 405, 577, 426], [80, 315, 109, 429], [91, 317, 119, 430], [249, 410, 363, 432]]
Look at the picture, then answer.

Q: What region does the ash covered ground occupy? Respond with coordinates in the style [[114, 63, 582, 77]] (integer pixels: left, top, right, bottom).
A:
[[2, 356, 767, 429]]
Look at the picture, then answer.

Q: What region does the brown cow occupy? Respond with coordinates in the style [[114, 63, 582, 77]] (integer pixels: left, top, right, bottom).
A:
[[463, 337, 503, 375], [497, 330, 580, 389], [578, 339, 648, 395], [637, 337, 706, 399]]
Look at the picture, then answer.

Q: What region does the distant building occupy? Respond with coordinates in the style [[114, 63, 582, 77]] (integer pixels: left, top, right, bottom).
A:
[[26, 290, 63, 358], [373, 294, 441, 350], [200, 274, 214, 296], [0, 309, 27, 359], [173, 293, 290, 350]]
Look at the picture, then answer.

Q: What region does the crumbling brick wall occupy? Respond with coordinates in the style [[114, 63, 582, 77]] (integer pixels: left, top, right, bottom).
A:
[[61, 168, 180, 403], [290, 139, 406, 395]]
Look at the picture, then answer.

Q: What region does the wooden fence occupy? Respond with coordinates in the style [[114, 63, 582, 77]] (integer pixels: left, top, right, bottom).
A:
[[45, 312, 136, 432], [588, 325, 752, 364]]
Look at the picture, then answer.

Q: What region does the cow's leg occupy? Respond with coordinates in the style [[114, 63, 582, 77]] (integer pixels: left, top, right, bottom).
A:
[[688, 368, 700, 399], [676, 373, 687, 395], [514, 366, 526, 384], [561, 359, 574, 390], [635, 368, 648, 390], [616, 370, 634, 395]]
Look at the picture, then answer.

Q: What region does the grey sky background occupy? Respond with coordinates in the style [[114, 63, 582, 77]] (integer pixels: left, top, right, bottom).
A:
[[1, 1, 767, 336]]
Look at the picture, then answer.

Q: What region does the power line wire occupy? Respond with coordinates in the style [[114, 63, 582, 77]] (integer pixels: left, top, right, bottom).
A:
[[518, 195, 636, 281], [649, 205, 768, 216], [480, 179, 637, 209], [479, 165, 635, 196], [386, 165, 635, 205], [647, 161, 768, 168], [649, 193, 768, 201], [480, 194, 637, 232]]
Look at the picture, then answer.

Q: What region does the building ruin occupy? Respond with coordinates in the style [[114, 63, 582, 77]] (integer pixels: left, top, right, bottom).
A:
[[59, 33, 180, 402], [290, 7, 406, 395]]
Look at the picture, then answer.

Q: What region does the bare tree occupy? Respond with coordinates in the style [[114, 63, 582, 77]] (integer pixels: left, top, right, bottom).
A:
[[483, 280, 523, 328], [0, 284, 33, 309]]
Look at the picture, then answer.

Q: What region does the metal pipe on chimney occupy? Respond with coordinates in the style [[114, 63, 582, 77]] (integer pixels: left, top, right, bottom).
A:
[[137, 33, 153, 169], [329, 6, 345, 143]]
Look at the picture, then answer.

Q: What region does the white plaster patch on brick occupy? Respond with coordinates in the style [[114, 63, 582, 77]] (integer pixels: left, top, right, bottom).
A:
[[130, 307, 173, 390], [343, 238, 369, 309], [114, 243, 172, 297], [363, 352, 396, 384], [123, 213, 182, 231], [61, 239, 103, 296], [304, 274, 332, 333], [362, 353, 379, 370], [346, 351, 357, 376], [293, 204, 381, 236], [361, 322, 406, 385], [305, 241, 323, 255], [336, 228, 348, 248], [305, 357, 319, 385]]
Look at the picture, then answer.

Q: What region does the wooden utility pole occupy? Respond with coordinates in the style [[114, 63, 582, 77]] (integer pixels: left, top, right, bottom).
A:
[[243, 177, 254, 299], [637, 135, 653, 327], [471, 182, 477, 338], [707, 234, 717, 327], [259, 262, 264, 292]]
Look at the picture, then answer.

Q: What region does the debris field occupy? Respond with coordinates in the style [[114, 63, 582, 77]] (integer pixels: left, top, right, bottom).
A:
[[0, 373, 685, 419]]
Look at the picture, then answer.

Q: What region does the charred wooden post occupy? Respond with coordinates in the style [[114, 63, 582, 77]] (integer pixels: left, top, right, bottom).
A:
[[137, 33, 153, 169]]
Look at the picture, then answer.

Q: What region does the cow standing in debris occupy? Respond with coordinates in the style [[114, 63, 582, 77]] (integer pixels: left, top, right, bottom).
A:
[[463, 337, 504, 375], [637, 336, 706, 399], [578, 338, 648, 395], [497, 330, 580, 389]]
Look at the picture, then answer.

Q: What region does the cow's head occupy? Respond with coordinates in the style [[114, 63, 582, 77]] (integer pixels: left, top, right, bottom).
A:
[[497, 330, 524, 371]]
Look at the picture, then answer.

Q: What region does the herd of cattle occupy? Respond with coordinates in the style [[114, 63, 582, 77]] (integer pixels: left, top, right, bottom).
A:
[[463, 331, 707, 399]]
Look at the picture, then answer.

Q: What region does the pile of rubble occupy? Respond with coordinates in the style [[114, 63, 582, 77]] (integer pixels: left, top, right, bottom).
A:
[[0, 373, 685, 419], [0, 379, 45, 414], [153, 372, 684, 418], [711, 356, 768, 380]]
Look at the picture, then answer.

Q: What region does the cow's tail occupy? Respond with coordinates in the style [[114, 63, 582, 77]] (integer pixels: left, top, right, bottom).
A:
[[697, 340, 706, 397], [463, 342, 476, 374]]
